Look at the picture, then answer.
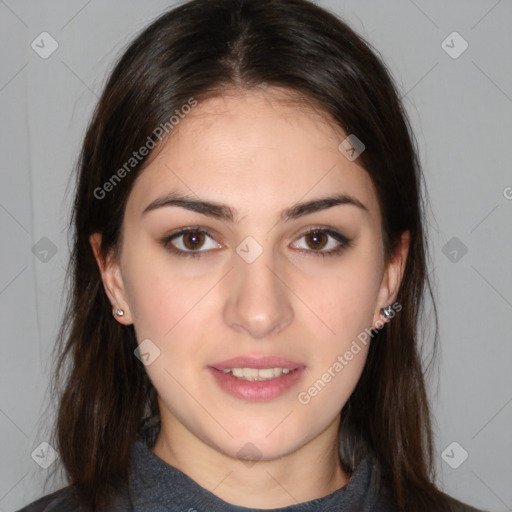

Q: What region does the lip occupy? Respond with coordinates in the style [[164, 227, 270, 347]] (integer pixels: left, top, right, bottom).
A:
[[208, 366, 306, 402], [210, 356, 305, 370]]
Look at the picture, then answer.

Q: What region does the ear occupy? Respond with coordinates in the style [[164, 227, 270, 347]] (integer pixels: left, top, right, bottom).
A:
[[372, 230, 410, 327], [89, 232, 133, 325]]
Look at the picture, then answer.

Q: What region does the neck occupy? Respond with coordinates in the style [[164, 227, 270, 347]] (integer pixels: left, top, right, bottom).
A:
[[150, 414, 349, 509]]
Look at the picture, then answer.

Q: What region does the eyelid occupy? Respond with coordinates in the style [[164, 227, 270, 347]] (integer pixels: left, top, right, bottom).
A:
[[161, 225, 352, 258], [290, 226, 352, 258], [161, 226, 220, 255]]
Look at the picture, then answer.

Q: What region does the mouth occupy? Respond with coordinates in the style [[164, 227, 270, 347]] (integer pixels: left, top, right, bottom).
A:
[[219, 367, 298, 381], [208, 356, 306, 401], [211, 356, 304, 370]]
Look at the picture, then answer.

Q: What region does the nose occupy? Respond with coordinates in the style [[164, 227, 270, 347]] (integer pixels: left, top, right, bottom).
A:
[[223, 246, 294, 339]]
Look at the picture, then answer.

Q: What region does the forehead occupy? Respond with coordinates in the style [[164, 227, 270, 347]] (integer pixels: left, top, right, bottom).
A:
[[126, 87, 380, 222]]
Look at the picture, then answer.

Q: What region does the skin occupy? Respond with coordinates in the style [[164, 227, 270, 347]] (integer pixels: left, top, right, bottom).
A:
[[90, 87, 409, 508]]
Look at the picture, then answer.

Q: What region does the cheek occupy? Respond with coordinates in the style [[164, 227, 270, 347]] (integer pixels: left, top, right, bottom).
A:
[[297, 254, 380, 400], [122, 257, 225, 392], [121, 243, 212, 339], [127, 279, 210, 344], [308, 261, 381, 341], [124, 272, 175, 339], [296, 286, 372, 417]]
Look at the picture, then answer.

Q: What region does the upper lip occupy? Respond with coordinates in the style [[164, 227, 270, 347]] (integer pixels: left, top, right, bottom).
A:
[[210, 356, 305, 370]]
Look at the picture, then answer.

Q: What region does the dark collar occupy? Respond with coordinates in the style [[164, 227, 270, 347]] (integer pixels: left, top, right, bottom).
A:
[[127, 438, 384, 512]]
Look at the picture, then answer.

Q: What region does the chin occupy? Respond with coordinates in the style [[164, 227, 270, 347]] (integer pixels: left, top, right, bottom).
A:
[[215, 425, 313, 461]]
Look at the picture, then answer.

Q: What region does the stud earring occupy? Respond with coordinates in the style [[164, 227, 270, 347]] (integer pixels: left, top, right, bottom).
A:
[[114, 308, 125, 317], [380, 305, 394, 319]]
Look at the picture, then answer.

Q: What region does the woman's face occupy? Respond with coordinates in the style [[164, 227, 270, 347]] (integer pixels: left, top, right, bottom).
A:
[[93, 87, 407, 462]]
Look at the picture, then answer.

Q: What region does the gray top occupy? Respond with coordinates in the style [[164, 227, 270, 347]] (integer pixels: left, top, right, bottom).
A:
[[16, 429, 485, 512], [128, 440, 391, 511]]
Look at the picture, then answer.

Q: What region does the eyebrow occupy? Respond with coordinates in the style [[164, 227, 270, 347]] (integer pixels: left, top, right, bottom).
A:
[[142, 192, 368, 222]]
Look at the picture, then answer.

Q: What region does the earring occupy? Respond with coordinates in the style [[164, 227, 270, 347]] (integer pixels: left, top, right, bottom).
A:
[[380, 305, 394, 319], [114, 308, 124, 317]]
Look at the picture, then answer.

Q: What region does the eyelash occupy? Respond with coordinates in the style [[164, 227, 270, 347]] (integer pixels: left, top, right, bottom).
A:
[[161, 226, 352, 259]]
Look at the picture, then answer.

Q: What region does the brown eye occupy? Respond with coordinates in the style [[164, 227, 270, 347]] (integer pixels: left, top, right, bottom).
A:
[[182, 231, 206, 250], [304, 230, 328, 251], [162, 227, 221, 258], [292, 228, 352, 257]]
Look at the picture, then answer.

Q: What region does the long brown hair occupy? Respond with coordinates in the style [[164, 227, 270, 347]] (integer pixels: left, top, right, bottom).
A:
[[46, 0, 453, 509]]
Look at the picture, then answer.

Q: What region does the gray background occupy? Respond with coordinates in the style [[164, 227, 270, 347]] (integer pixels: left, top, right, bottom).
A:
[[1, 0, 511, 510]]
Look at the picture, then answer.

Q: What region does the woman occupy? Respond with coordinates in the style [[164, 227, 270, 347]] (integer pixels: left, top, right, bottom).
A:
[[18, 0, 485, 510]]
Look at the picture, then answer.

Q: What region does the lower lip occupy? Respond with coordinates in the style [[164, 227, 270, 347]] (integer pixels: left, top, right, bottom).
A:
[[208, 367, 306, 401]]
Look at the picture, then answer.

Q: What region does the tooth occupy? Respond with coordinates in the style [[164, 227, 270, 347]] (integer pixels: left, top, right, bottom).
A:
[[224, 367, 295, 380], [232, 368, 244, 378], [258, 368, 275, 379], [244, 368, 259, 379]]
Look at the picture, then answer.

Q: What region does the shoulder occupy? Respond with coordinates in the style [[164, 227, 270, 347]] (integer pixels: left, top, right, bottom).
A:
[[371, 487, 487, 512], [444, 493, 489, 512], [375, 487, 488, 512], [15, 483, 132, 512], [14, 486, 84, 512], [366, 456, 486, 512]]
